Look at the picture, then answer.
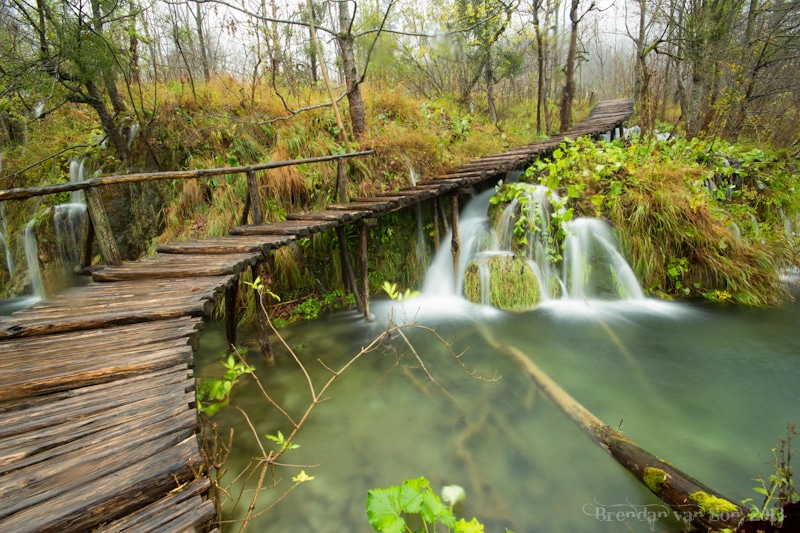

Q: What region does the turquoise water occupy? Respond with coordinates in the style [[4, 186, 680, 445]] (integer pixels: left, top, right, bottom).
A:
[[196, 291, 800, 532]]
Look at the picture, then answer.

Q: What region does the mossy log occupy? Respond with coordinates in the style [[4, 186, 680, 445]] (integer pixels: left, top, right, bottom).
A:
[[482, 333, 746, 533], [463, 255, 541, 310]]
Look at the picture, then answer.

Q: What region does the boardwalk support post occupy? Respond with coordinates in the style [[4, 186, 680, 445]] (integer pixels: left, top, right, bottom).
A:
[[84, 187, 122, 266], [359, 219, 375, 320], [225, 278, 238, 349], [337, 157, 347, 204], [336, 225, 363, 313], [432, 198, 440, 253], [80, 217, 95, 270], [253, 260, 274, 361], [450, 194, 460, 294]]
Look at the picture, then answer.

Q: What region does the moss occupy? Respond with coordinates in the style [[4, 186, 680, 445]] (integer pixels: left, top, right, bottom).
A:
[[689, 491, 738, 517], [463, 254, 541, 310], [643, 467, 667, 492]]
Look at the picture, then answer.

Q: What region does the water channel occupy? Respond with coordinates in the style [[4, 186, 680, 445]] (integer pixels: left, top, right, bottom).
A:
[[196, 286, 800, 532]]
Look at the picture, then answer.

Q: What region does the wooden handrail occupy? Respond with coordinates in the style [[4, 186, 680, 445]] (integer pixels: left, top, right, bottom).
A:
[[0, 150, 375, 202]]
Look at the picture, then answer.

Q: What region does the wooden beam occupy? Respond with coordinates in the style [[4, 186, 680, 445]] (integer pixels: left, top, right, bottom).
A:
[[246, 170, 264, 225], [224, 279, 238, 349], [84, 188, 122, 267]]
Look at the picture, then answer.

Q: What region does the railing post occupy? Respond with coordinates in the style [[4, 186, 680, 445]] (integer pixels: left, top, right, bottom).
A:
[[337, 157, 347, 204], [84, 187, 122, 266], [246, 170, 264, 225]]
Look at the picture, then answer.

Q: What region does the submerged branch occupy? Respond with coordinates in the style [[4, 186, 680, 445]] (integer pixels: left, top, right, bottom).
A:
[[479, 327, 746, 533]]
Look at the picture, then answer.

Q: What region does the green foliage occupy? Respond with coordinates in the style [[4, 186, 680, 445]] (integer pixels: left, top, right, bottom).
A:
[[515, 134, 798, 305], [265, 430, 300, 451], [463, 255, 541, 310], [367, 477, 495, 533], [741, 422, 798, 523], [196, 347, 254, 417], [382, 281, 420, 302]]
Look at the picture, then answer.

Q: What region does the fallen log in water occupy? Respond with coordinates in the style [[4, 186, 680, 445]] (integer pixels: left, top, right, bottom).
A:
[[481, 333, 746, 533]]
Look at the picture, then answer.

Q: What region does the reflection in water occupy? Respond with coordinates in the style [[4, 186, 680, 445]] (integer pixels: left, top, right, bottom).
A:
[[196, 294, 800, 532]]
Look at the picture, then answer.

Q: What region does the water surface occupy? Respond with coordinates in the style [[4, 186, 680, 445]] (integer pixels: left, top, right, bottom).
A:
[[197, 293, 800, 532]]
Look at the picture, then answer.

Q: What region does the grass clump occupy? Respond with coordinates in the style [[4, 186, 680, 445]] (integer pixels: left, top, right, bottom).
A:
[[463, 254, 541, 310]]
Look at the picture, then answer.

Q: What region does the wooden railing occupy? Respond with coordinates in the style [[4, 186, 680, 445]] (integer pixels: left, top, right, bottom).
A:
[[0, 150, 374, 268]]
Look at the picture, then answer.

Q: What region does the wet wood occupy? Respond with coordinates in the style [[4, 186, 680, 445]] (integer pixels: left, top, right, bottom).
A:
[[156, 234, 294, 255], [359, 221, 370, 320], [91, 252, 261, 281], [246, 169, 264, 225], [0, 150, 375, 202], [450, 194, 460, 294], [487, 337, 744, 533], [253, 261, 274, 360], [336, 225, 363, 313], [231, 219, 336, 236], [85, 187, 122, 267], [225, 279, 238, 348]]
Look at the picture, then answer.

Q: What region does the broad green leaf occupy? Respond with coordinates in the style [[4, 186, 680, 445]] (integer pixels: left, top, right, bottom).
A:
[[366, 488, 407, 533]]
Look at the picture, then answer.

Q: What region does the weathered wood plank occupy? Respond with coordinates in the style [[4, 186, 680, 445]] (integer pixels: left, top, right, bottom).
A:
[[156, 235, 293, 254], [230, 219, 335, 236], [96, 478, 211, 533], [0, 411, 198, 520], [0, 436, 203, 533], [0, 389, 195, 476], [91, 252, 261, 282]]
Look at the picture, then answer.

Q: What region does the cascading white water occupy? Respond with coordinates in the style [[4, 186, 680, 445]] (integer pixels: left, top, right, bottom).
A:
[[422, 188, 497, 296], [23, 220, 44, 299], [423, 184, 646, 306], [53, 161, 88, 266], [562, 218, 644, 300], [0, 202, 14, 276]]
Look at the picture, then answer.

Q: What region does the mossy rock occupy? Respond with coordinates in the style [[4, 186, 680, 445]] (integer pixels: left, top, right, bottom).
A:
[[463, 254, 541, 310]]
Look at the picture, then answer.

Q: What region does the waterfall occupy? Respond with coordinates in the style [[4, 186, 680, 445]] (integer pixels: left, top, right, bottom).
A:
[[23, 220, 44, 300], [0, 202, 14, 276], [53, 161, 88, 267], [422, 184, 646, 308], [422, 189, 497, 296], [562, 218, 644, 300]]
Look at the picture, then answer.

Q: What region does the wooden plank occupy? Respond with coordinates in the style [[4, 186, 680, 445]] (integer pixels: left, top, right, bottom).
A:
[[0, 436, 203, 533], [91, 252, 260, 282], [0, 389, 196, 476], [230, 219, 335, 236], [96, 478, 211, 533], [156, 235, 293, 254], [0, 339, 195, 402], [0, 411, 198, 520], [286, 209, 367, 223], [0, 317, 201, 360]]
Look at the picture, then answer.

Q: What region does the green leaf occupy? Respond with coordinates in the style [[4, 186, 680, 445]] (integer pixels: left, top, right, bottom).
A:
[[752, 486, 770, 497], [455, 517, 485, 532], [366, 488, 407, 533]]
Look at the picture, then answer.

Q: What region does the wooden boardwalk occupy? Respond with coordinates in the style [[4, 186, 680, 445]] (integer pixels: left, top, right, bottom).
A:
[[0, 99, 633, 532]]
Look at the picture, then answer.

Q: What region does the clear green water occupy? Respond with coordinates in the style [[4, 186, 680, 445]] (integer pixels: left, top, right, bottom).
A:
[[197, 293, 800, 532]]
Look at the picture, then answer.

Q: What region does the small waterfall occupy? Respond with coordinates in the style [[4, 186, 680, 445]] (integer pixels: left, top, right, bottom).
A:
[[422, 189, 497, 296], [23, 220, 44, 299], [53, 161, 88, 267], [423, 184, 645, 308], [562, 218, 644, 300], [0, 202, 14, 276]]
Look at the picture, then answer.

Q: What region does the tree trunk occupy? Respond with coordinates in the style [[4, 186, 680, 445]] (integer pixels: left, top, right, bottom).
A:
[[485, 49, 497, 123], [559, 0, 580, 131], [83, 81, 130, 162], [193, 1, 211, 82], [337, 1, 367, 138]]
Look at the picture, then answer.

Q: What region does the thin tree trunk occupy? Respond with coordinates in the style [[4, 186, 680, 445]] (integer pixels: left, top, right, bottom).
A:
[[193, 1, 211, 82], [337, 1, 366, 137], [559, 0, 580, 131]]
